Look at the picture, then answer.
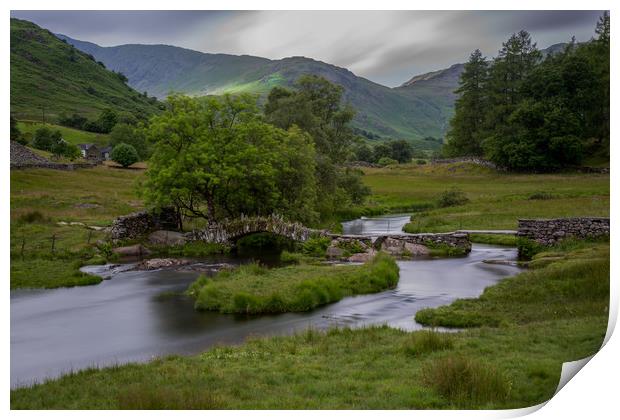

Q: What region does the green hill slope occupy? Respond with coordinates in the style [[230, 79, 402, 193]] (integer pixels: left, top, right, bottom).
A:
[[10, 19, 161, 121], [55, 31, 568, 145], [59, 35, 448, 143]]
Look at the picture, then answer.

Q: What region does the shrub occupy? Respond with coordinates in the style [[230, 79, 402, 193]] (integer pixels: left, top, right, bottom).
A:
[[58, 113, 88, 130], [111, 143, 139, 167], [422, 355, 512, 407], [17, 210, 47, 224], [110, 123, 148, 159], [51, 140, 81, 160], [336, 239, 367, 255], [280, 251, 302, 264], [378, 157, 398, 167], [516, 237, 545, 260], [528, 191, 555, 200], [302, 236, 331, 257], [416, 159, 427, 165], [402, 330, 454, 356], [436, 188, 469, 208], [32, 127, 61, 151]]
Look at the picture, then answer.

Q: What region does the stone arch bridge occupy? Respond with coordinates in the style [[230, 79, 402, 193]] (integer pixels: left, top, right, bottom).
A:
[[185, 214, 472, 254]]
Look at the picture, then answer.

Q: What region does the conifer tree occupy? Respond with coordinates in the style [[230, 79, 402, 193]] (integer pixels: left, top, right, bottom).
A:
[[444, 49, 488, 156]]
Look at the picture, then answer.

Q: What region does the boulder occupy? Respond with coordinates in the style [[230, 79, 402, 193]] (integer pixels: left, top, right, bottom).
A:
[[380, 237, 406, 256], [348, 249, 377, 263], [404, 243, 430, 256], [135, 258, 191, 270], [148, 230, 187, 246], [112, 244, 151, 257], [326, 246, 345, 259]]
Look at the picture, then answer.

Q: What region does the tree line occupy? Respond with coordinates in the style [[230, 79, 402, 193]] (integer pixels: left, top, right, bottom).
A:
[[444, 12, 609, 171]]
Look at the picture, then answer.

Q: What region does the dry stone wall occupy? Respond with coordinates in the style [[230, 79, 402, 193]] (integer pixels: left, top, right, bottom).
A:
[[10, 141, 97, 170], [517, 218, 609, 245], [110, 208, 180, 240]]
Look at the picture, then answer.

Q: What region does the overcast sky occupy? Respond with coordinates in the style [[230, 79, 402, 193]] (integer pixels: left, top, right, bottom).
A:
[[10, 10, 605, 87]]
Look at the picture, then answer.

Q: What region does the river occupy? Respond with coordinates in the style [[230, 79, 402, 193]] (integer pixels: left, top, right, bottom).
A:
[[10, 214, 522, 388]]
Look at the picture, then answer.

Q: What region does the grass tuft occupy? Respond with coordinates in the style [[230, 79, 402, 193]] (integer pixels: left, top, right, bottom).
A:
[[402, 330, 454, 356], [17, 210, 48, 224], [422, 355, 512, 407]]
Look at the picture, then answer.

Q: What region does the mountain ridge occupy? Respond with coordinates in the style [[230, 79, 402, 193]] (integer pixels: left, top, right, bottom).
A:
[[57, 33, 451, 144], [52, 31, 570, 145]]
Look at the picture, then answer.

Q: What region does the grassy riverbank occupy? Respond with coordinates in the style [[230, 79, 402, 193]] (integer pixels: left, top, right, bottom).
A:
[[416, 240, 609, 328], [188, 253, 399, 314], [11, 240, 608, 409], [10, 166, 144, 289], [360, 162, 608, 232]]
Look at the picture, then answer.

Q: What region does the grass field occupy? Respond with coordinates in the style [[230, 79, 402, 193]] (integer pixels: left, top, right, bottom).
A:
[[360, 162, 609, 232], [17, 121, 111, 147], [10, 166, 145, 289], [11, 241, 608, 409], [188, 253, 399, 314], [9, 161, 610, 288]]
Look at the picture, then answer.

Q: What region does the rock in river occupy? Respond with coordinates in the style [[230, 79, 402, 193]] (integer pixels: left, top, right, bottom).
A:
[[347, 249, 377, 263], [134, 258, 192, 270], [148, 230, 187, 246], [112, 244, 151, 257]]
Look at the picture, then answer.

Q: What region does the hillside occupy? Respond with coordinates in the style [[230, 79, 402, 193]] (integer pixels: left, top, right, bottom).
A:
[[10, 19, 162, 121], [17, 121, 111, 147], [58, 35, 449, 144], [56, 31, 571, 145], [396, 63, 464, 135]]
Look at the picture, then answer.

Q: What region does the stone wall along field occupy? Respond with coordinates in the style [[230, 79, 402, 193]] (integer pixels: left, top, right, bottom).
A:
[[109, 208, 180, 240], [517, 217, 610, 245], [10, 141, 97, 170]]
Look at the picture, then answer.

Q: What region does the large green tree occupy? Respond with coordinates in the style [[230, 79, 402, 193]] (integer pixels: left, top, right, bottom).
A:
[[265, 75, 357, 161], [143, 94, 318, 225], [264, 75, 369, 214], [447, 17, 609, 171], [444, 49, 488, 157]]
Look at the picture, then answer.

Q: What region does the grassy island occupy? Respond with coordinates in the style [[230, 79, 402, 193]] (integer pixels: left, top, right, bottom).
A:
[[188, 252, 399, 314]]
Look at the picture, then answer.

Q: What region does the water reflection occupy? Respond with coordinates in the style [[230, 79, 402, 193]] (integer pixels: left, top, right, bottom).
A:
[[341, 214, 411, 236]]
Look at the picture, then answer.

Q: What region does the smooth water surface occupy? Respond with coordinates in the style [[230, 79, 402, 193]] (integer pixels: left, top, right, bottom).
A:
[[11, 214, 521, 387]]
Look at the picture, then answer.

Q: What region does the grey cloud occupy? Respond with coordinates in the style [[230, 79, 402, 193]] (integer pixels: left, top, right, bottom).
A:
[[10, 10, 606, 87]]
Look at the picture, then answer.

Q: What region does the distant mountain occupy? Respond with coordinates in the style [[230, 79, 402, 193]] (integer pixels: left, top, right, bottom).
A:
[[54, 31, 570, 146], [10, 19, 161, 121], [395, 43, 568, 134], [396, 63, 464, 135], [58, 34, 452, 145]]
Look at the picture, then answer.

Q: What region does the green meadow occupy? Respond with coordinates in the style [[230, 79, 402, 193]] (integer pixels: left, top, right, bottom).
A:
[[360, 162, 609, 232]]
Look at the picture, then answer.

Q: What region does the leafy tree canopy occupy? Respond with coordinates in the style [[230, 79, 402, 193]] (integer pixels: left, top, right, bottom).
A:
[[111, 143, 139, 168], [143, 94, 319, 225]]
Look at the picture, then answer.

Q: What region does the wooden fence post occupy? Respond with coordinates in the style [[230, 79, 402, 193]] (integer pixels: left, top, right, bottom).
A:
[[51, 234, 56, 254]]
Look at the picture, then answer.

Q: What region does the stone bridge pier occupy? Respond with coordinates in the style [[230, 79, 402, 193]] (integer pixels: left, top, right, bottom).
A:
[[326, 232, 471, 261]]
